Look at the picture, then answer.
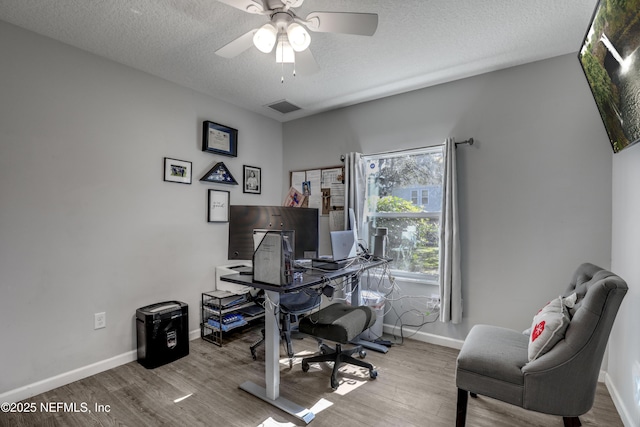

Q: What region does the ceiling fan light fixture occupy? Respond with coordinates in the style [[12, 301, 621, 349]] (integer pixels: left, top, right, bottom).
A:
[[253, 23, 277, 53], [276, 35, 295, 63], [286, 23, 311, 52]]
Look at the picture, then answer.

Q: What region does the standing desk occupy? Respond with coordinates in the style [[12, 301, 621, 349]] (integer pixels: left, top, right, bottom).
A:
[[219, 258, 387, 424]]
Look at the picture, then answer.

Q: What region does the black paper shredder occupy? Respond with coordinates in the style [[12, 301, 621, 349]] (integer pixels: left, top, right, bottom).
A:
[[136, 301, 189, 369]]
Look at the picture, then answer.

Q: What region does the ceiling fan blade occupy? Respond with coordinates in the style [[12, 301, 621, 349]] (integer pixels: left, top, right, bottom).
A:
[[216, 0, 264, 14], [215, 29, 257, 58], [295, 48, 319, 76], [304, 12, 378, 36]]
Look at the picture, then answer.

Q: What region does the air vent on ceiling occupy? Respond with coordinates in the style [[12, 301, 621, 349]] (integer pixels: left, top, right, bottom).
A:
[[266, 100, 302, 114]]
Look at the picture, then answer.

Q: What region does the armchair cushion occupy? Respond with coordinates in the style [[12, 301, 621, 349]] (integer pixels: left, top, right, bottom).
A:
[[527, 293, 576, 361]]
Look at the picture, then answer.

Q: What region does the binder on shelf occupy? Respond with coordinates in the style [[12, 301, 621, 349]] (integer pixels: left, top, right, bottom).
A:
[[204, 290, 249, 309], [207, 316, 247, 332]]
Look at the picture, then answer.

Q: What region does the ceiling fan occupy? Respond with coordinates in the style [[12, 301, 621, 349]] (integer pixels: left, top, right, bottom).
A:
[[214, 0, 378, 76]]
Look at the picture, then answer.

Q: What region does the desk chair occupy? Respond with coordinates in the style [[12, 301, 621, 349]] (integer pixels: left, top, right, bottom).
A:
[[455, 263, 627, 427], [299, 303, 378, 390], [250, 290, 321, 367]]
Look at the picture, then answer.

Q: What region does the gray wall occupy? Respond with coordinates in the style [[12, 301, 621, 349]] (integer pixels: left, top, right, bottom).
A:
[[283, 53, 613, 341], [611, 145, 640, 427], [2, 18, 631, 423], [0, 21, 283, 395]]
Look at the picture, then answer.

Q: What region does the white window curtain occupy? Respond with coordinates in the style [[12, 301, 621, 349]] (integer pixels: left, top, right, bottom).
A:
[[343, 152, 367, 241], [439, 138, 462, 323]]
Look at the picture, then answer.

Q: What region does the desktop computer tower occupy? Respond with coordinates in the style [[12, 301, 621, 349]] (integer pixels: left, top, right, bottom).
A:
[[136, 301, 189, 369], [253, 230, 294, 286]]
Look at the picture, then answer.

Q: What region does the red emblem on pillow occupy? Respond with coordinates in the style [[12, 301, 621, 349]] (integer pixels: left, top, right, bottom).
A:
[[532, 320, 546, 342]]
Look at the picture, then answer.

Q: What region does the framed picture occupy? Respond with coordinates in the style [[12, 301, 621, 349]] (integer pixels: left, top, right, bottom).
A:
[[200, 162, 238, 185], [208, 189, 230, 223], [163, 157, 192, 184], [578, 0, 640, 153], [202, 121, 238, 157], [243, 165, 261, 194]]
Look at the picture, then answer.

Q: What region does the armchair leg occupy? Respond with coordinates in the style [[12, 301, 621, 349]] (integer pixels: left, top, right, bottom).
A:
[[563, 417, 581, 427], [456, 388, 468, 427]]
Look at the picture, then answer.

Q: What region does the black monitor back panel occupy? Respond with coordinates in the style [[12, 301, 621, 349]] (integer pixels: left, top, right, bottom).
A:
[[228, 205, 319, 260]]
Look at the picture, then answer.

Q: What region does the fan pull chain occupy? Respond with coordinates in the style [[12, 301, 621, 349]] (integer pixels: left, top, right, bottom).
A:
[[281, 62, 297, 83], [293, 54, 296, 77]]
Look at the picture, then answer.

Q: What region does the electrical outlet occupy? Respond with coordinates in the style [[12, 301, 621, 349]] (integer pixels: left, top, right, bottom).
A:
[[94, 312, 106, 329]]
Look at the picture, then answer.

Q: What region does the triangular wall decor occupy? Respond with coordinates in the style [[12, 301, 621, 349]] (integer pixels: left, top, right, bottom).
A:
[[200, 162, 238, 185]]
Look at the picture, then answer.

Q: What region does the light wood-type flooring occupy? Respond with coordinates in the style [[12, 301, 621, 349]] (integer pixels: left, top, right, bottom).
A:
[[1, 327, 624, 426]]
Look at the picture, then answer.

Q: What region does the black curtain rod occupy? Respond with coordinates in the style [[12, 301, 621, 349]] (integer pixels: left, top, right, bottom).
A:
[[343, 138, 475, 161], [456, 138, 474, 146]]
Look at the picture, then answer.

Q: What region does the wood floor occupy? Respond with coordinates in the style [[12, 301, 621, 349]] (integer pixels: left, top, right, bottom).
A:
[[1, 327, 624, 426]]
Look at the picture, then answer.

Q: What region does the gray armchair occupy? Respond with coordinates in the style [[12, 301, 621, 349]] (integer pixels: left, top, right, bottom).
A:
[[455, 263, 627, 427]]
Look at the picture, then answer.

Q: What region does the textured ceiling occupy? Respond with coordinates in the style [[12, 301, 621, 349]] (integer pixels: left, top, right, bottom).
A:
[[0, 0, 598, 122]]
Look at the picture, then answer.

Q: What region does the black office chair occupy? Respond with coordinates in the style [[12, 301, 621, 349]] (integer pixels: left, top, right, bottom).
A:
[[250, 289, 321, 367], [299, 302, 378, 389]]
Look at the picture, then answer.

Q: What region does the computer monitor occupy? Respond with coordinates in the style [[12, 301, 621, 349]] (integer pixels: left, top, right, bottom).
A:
[[228, 205, 319, 260]]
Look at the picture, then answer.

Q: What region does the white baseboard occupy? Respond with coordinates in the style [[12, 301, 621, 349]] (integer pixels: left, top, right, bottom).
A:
[[382, 323, 465, 350], [605, 372, 637, 427], [0, 328, 202, 404], [0, 350, 138, 404]]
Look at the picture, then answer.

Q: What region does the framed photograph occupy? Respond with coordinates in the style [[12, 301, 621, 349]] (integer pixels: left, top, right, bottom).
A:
[[163, 157, 192, 184], [243, 165, 261, 194], [208, 189, 230, 223], [578, 0, 640, 153], [202, 121, 238, 157]]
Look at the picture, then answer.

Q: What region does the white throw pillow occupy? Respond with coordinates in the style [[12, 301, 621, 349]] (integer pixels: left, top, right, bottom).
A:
[[527, 293, 576, 361]]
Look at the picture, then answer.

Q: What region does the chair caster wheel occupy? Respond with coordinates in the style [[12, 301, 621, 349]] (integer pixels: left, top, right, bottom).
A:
[[331, 378, 339, 390], [370, 369, 378, 379], [302, 361, 310, 372], [359, 350, 367, 358], [251, 350, 257, 361]]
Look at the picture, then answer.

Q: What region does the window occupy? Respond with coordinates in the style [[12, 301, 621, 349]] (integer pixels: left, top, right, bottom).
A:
[[363, 146, 444, 281], [421, 190, 429, 206]]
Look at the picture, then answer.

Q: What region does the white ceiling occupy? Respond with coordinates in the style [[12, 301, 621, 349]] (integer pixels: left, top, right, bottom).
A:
[[0, 0, 597, 122]]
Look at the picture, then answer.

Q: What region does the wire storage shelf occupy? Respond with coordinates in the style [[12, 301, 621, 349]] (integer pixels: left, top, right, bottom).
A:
[[201, 290, 265, 346]]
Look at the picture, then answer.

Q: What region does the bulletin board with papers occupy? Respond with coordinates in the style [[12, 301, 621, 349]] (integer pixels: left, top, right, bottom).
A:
[[289, 166, 345, 226]]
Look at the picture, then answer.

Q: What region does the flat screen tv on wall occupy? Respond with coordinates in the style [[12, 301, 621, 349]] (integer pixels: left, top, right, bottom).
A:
[[578, 0, 640, 153]]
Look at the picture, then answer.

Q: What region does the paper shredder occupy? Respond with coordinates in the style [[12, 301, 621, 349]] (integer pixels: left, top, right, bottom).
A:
[[136, 301, 189, 369]]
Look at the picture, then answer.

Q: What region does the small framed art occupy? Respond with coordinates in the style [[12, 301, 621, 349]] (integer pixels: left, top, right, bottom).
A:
[[202, 121, 238, 157], [164, 157, 192, 184], [208, 189, 230, 223], [243, 165, 261, 194]]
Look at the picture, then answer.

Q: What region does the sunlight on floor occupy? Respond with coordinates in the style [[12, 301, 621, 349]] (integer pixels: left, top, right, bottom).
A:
[[172, 393, 193, 403], [279, 351, 375, 396]]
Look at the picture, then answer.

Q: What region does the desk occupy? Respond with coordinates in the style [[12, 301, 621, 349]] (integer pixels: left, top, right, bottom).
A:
[[220, 258, 387, 424]]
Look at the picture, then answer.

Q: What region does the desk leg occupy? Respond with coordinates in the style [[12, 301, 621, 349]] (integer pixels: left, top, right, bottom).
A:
[[239, 290, 315, 424], [265, 290, 280, 400]]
